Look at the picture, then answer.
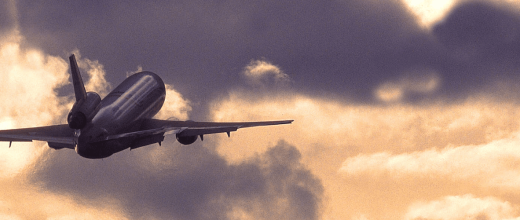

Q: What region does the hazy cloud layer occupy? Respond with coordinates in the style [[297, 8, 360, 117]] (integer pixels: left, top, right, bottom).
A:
[[340, 135, 520, 190], [404, 195, 520, 220]]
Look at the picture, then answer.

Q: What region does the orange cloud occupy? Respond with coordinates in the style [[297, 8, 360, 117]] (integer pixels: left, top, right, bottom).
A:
[[154, 84, 191, 121], [404, 194, 520, 220], [340, 134, 520, 190], [210, 90, 520, 219]]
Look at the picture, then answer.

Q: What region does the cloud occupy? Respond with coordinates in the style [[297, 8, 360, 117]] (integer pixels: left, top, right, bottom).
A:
[[404, 194, 520, 220], [72, 50, 111, 97], [340, 132, 520, 190], [0, 32, 70, 177], [243, 59, 291, 87], [0, 178, 128, 219], [15, 0, 426, 102], [154, 84, 191, 121], [212, 92, 520, 160], [33, 141, 323, 220], [375, 68, 440, 102], [401, 0, 457, 29], [211, 92, 520, 219]]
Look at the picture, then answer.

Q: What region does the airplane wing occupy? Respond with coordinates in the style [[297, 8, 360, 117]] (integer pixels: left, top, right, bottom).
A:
[[140, 119, 294, 137], [0, 119, 292, 149], [88, 119, 293, 149], [102, 119, 293, 142], [0, 124, 76, 146]]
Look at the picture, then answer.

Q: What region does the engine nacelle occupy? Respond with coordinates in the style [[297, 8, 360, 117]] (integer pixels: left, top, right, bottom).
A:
[[67, 92, 101, 129], [176, 134, 198, 145]]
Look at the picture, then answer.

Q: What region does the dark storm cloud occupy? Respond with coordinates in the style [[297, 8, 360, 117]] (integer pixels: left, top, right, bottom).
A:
[[32, 141, 323, 220], [432, 2, 520, 99], [16, 1, 520, 104], [16, 0, 438, 104], [0, 1, 17, 37]]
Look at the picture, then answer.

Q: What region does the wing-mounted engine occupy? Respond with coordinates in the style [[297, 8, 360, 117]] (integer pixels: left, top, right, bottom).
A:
[[67, 92, 101, 129], [176, 133, 198, 145]]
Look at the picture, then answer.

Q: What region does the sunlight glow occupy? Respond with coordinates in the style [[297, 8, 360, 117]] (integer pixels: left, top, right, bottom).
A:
[[401, 0, 457, 28]]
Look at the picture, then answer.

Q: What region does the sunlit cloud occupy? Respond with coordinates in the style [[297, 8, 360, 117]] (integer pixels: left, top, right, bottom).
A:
[[72, 50, 111, 97], [212, 93, 519, 162], [0, 24, 191, 219], [243, 59, 291, 86], [340, 132, 520, 190], [154, 84, 191, 121], [402, 0, 520, 29], [0, 33, 70, 177], [404, 194, 520, 220], [401, 0, 458, 28], [211, 91, 520, 219], [0, 178, 128, 219], [375, 69, 440, 102]]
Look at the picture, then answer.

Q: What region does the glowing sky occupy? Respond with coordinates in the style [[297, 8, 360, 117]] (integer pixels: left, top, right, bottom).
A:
[[2, 0, 520, 219]]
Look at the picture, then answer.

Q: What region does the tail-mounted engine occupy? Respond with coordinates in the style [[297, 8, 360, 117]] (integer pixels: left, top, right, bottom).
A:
[[67, 92, 101, 129]]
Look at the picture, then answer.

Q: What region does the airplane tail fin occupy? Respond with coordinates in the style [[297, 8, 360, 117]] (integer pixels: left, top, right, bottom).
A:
[[69, 54, 87, 101]]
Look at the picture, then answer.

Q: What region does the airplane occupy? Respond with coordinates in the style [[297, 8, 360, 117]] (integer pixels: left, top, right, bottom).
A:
[[0, 54, 293, 159]]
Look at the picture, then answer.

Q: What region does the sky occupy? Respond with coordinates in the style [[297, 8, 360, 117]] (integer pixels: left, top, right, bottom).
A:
[[2, 0, 520, 219]]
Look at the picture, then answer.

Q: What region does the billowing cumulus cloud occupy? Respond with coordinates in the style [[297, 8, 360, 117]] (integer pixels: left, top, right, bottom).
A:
[[404, 194, 520, 220], [74, 51, 112, 97], [0, 32, 69, 176], [154, 84, 191, 121], [34, 141, 323, 220], [243, 59, 291, 87]]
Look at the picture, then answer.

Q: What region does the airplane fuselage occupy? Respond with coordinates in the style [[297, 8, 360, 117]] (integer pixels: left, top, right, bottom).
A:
[[75, 71, 166, 158]]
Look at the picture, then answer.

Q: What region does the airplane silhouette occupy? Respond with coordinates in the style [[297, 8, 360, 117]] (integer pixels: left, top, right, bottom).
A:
[[0, 55, 292, 158]]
